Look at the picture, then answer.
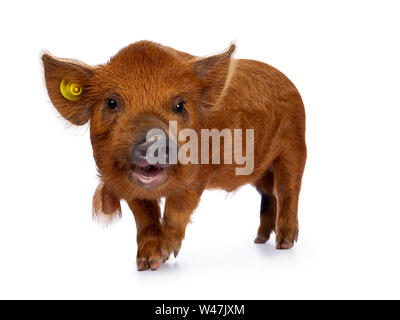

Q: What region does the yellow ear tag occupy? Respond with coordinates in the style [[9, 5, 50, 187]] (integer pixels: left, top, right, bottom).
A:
[[60, 78, 83, 101]]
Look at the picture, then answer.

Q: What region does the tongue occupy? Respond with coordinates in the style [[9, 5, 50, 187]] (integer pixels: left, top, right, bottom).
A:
[[131, 166, 163, 185], [137, 174, 158, 184]]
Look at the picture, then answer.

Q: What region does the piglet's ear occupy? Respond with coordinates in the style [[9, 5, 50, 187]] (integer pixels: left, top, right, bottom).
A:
[[42, 53, 95, 125], [193, 43, 236, 107], [194, 43, 236, 77]]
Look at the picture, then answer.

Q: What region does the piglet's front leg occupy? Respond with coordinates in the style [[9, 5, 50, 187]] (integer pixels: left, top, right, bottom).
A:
[[130, 190, 200, 271], [128, 199, 165, 271], [161, 192, 200, 260]]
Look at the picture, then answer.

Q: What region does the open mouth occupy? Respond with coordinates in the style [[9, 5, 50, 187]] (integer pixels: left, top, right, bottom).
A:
[[128, 163, 169, 188]]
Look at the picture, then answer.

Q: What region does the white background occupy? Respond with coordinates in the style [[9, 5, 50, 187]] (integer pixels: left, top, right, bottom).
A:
[[0, 0, 399, 299]]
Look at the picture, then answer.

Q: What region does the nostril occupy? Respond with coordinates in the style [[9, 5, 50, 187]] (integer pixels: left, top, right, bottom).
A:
[[132, 143, 148, 160], [131, 129, 174, 165]]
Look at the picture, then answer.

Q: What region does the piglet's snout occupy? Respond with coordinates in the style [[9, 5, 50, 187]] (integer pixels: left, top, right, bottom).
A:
[[131, 130, 173, 167]]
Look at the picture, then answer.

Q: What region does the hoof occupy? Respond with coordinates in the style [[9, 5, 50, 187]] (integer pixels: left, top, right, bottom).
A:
[[149, 259, 162, 271], [276, 239, 294, 250], [137, 259, 149, 271], [254, 235, 269, 244]]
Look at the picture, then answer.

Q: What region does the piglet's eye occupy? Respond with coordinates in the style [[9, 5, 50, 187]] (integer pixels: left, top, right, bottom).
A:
[[174, 101, 185, 113], [107, 98, 117, 110]]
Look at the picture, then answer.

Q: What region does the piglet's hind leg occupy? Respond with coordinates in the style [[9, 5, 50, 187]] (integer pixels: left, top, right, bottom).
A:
[[254, 170, 277, 244], [273, 146, 306, 250]]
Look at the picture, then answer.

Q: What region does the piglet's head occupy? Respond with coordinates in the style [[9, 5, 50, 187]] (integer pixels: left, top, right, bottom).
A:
[[42, 41, 235, 199]]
